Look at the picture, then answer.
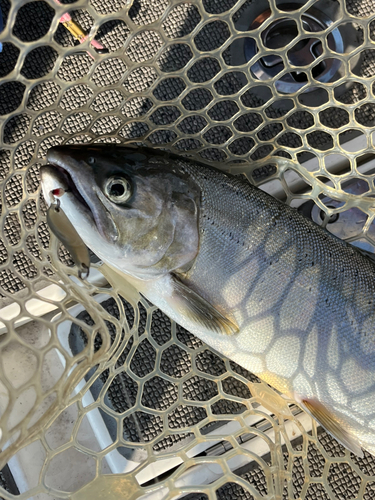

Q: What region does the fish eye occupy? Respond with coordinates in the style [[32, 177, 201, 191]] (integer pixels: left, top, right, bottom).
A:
[[104, 176, 132, 204], [87, 157, 95, 165]]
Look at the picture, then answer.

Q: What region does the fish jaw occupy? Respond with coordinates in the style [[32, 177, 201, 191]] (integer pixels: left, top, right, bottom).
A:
[[40, 165, 69, 207], [46, 147, 119, 243], [41, 164, 95, 233], [40, 164, 123, 267]]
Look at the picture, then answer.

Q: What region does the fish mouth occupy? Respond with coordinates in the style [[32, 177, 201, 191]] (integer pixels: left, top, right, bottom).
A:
[[47, 164, 92, 215], [42, 153, 118, 242]]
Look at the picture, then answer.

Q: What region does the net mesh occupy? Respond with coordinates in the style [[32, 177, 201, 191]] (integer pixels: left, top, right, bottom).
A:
[[0, 0, 375, 498]]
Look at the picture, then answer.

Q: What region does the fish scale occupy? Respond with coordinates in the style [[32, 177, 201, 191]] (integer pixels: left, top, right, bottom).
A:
[[42, 145, 375, 457], [173, 161, 375, 455], [183, 160, 374, 335]]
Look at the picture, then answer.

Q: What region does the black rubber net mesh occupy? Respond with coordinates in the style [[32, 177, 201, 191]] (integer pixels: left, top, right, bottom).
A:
[[0, 0, 375, 499]]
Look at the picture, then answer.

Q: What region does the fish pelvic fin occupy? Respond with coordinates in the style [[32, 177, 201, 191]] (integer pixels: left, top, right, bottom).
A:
[[171, 275, 239, 336], [300, 398, 364, 458]]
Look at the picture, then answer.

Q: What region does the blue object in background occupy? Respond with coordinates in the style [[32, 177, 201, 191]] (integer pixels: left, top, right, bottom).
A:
[[0, 5, 3, 52]]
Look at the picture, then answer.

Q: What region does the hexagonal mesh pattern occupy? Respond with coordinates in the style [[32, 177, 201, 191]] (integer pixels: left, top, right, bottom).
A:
[[1, 0, 375, 498]]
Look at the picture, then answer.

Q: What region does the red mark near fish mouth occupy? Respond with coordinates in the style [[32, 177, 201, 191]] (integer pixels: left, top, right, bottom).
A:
[[52, 188, 64, 197]]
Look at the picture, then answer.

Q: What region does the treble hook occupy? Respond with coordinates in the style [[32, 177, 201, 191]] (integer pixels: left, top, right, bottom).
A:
[[78, 263, 90, 280]]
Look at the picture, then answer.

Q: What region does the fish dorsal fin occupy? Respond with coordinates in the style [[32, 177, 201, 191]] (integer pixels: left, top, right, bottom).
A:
[[300, 398, 363, 457], [170, 275, 239, 336]]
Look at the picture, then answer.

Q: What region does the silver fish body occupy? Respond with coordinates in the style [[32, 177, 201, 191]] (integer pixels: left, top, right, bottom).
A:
[[41, 145, 375, 457]]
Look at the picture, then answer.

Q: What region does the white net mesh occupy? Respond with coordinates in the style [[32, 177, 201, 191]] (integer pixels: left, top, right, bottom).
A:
[[1, 0, 375, 498]]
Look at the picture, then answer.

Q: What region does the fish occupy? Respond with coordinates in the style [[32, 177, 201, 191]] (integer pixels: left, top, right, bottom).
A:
[[41, 144, 375, 458]]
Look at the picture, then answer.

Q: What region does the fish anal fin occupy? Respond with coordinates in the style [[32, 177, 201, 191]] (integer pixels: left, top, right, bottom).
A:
[[171, 275, 239, 336], [301, 398, 363, 458]]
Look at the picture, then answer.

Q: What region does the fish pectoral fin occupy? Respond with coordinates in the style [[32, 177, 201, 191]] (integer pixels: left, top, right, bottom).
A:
[[300, 398, 363, 458], [170, 275, 239, 336]]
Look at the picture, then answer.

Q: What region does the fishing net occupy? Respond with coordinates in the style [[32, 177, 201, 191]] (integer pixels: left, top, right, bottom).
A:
[[0, 0, 375, 498]]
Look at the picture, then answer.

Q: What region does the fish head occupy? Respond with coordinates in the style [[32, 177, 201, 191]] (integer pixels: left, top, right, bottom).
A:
[[41, 145, 201, 279]]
